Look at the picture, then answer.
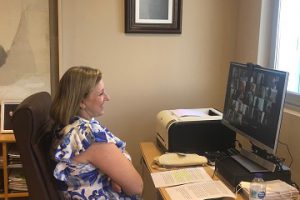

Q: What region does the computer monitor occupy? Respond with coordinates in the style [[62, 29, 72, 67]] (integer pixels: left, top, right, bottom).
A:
[[222, 62, 288, 160]]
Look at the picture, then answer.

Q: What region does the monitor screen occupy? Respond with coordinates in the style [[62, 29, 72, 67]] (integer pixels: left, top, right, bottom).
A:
[[222, 62, 288, 155]]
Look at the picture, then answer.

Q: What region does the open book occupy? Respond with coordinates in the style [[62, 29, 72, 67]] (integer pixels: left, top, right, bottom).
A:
[[151, 167, 235, 200]]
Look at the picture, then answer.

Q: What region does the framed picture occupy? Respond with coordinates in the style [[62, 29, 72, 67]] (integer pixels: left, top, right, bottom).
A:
[[0, 0, 59, 100], [125, 0, 182, 34], [1, 101, 20, 133]]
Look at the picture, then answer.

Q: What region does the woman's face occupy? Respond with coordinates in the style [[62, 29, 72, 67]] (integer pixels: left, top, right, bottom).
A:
[[79, 79, 110, 120]]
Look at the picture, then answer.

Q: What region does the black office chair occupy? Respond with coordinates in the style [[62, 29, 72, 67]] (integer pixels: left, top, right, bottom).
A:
[[12, 92, 64, 200]]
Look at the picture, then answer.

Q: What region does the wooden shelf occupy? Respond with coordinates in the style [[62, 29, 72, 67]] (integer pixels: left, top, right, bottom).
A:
[[0, 133, 29, 200], [0, 134, 16, 143], [7, 192, 29, 198]]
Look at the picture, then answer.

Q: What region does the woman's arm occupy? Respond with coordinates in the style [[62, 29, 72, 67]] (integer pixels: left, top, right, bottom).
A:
[[73, 143, 143, 196]]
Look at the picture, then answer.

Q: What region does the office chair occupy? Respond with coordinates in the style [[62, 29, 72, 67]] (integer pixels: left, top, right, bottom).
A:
[[12, 92, 64, 200]]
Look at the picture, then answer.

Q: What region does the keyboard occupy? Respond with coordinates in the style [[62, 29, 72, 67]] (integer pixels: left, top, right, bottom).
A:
[[204, 148, 240, 166], [225, 147, 240, 156]]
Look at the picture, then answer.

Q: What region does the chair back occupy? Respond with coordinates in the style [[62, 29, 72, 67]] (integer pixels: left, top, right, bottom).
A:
[[12, 92, 63, 200]]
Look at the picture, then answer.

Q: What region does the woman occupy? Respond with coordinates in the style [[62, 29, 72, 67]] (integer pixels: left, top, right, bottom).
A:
[[50, 66, 143, 199]]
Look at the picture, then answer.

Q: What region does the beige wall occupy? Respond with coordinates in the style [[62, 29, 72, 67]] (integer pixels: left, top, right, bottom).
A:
[[58, 0, 300, 189], [58, 0, 238, 169], [234, 0, 261, 63]]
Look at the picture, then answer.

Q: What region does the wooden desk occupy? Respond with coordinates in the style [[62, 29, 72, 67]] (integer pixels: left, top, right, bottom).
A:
[[140, 142, 244, 200]]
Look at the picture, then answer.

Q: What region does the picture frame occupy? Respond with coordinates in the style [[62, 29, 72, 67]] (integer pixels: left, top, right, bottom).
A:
[[49, 0, 60, 94], [0, 100, 20, 133], [125, 0, 182, 34], [0, 0, 59, 100]]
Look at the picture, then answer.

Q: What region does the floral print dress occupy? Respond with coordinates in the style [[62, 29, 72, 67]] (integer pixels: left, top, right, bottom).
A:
[[52, 116, 140, 200]]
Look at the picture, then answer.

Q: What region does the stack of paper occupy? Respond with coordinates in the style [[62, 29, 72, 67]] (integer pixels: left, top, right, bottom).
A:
[[172, 109, 207, 117], [8, 145, 22, 168], [8, 169, 28, 191], [240, 179, 299, 200], [151, 167, 236, 200], [7, 146, 27, 192]]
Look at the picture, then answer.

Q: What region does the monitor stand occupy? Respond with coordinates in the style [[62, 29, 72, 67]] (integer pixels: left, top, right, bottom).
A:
[[215, 155, 291, 187], [231, 154, 268, 173], [235, 148, 277, 172]]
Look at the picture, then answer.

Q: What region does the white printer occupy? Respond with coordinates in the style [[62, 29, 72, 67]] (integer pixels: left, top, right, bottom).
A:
[[156, 108, 236, 154]]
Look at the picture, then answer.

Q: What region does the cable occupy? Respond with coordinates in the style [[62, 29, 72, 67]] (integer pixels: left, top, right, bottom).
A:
[[235, 183, 244, 197], [212, 166, 217, 179], [278, 140, 293, 168]]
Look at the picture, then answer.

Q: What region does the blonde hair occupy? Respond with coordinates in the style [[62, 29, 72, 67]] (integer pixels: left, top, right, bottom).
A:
[[50, 66, 102, 126]]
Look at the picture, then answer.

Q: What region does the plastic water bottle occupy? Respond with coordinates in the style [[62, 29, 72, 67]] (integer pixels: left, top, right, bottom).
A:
[[249, 173, 266, 200]]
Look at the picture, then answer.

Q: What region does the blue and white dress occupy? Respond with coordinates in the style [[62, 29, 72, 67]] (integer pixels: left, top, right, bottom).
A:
[[52, 116, 140, 200]]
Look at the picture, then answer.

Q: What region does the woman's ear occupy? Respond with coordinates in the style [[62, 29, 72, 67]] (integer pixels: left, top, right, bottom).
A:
[[80, 101, 86, 109]]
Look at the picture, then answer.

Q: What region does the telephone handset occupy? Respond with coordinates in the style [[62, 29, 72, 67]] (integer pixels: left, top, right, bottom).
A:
[[154, 152, 208, 167]]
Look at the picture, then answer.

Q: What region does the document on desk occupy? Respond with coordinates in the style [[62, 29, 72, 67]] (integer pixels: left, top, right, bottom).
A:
[[172, 109, 207, 117], [165, 180, 236, 200], [150, 167, 212, 188], [151, 167, 236, 200]]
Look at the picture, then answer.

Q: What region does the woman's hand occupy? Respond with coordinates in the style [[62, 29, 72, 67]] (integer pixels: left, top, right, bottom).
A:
[[75, 143, 143, 195], [111, 179, 122, 193]]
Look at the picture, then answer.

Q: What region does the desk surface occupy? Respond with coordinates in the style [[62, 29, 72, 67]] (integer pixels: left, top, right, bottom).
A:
[[140, 142, 244, 200]]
